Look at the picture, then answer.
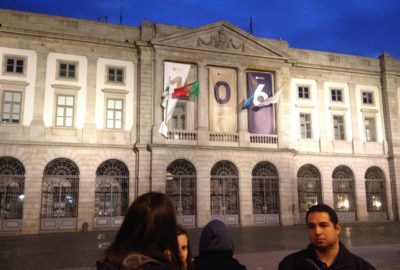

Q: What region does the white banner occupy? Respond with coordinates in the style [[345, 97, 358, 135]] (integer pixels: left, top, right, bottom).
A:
[[159, 62, 191, 137]]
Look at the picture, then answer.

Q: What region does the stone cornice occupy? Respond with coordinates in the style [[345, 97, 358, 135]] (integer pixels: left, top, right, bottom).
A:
[[0, 79, 29, 86], [0, 26, 137, 49]]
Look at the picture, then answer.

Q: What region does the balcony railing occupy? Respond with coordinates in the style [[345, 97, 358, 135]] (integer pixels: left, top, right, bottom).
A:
[[164, 130, 278, 146], [209, 132, 239, 143], [167, 130, 198, 141], [250, 134, 278, 144]]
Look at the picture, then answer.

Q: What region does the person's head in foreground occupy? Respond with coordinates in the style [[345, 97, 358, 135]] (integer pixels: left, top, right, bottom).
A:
[[101, 192, 181, 270], [199, 219, 235, 255], [305, 203, 341, 253], [177, 226, 193, 270], [194, 219, 246, 270]]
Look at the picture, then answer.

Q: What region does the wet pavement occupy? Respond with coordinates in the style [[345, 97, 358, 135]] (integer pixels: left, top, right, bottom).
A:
[[1, 222, 399, 270]]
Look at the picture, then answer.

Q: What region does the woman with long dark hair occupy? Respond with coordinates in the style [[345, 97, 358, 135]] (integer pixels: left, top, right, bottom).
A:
[[97, 192, 182, 270]]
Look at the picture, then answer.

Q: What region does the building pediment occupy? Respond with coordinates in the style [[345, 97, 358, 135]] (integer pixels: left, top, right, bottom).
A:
[[152, 21, 290, 60]]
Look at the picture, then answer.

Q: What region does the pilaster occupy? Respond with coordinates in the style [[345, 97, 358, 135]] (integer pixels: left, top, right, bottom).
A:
[[197, 62, 209, 145], [348, 82, 363, 153], [238, 67, 249, 146], [29, 49, 47, 141], [81, 56, 98, 143]]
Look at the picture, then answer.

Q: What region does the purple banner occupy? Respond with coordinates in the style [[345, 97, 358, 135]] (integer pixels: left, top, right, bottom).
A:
[[247, 72, 275, 134]]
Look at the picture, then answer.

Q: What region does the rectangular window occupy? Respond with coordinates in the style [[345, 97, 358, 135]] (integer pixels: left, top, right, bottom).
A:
[[172, 102, 186, 130], [5, 56, 25, 74], [299, 113, 312, 139], [331, 89, 343, 102], [2, 91, 21, 124], [106, 99, 123, 129], [107, 67, 124, 83], [364, 117, 376, 142], [58, 62, 76, 79], [362, 92, 374, 104], [298, 86, 309, 99], [333, 115, 345, 140], [56, 95, 74, 127]]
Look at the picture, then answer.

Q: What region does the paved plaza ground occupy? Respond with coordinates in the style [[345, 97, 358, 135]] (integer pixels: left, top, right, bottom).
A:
[[1, 222, 399, 270]]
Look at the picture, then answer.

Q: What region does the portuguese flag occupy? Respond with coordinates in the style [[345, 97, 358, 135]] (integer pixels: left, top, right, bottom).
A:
[[172, 81, 199, 97]]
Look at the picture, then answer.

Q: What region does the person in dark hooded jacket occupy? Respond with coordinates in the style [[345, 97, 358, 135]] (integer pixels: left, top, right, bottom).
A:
[[193, 219, 246, 270]]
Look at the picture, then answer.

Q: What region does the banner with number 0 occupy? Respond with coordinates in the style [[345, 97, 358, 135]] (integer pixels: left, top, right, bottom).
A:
[[209, 67, 237, 133]]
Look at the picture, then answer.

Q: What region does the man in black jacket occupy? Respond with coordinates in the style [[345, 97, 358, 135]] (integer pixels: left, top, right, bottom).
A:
[[278, 204, 376, 270]]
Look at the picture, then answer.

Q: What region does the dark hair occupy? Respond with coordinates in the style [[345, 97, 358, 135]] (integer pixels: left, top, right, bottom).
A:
[[103, 192, 181, 269], [177, 226, 193, 270], [305, 204, 339, 226]]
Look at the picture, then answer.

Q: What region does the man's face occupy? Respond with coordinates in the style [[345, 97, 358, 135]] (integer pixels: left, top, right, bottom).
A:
[[307, 211, 341, 251]]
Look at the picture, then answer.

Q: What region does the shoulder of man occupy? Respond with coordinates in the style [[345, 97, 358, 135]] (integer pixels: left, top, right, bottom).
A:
[[278, 249, 316, 270], [339, 244, 377, 270]]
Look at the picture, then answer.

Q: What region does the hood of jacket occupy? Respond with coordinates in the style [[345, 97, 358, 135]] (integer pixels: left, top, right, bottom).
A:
[[199, 219, 235, 254]]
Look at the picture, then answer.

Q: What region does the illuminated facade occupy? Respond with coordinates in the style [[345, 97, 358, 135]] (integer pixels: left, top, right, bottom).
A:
[[0, 9, 399, 234]]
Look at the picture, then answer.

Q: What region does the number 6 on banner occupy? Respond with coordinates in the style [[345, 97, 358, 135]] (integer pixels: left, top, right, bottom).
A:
[[252, 84, 267, 106]]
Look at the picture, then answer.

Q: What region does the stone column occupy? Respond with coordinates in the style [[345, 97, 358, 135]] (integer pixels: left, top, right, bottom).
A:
[[136, 43, 154, 146], [197, 62, 209, 145], [82, 56, 97, 143], [348, 82, 362, 153], [29, 49, 47, 141], [238, 67, 249, 146], [152, 57, 164, 143], [276, 67, 290, 149], [317, 80, 332, 152]]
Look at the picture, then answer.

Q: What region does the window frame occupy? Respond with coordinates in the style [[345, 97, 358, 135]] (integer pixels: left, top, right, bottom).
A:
[[106, 98, 124, 129], [298, 86, 310, 99], [106, 66, 125, 85], [331, 88, 343, 102], [333, 115, 346, 140], [364, 116, 376, 142], [299, 112, 312, 139], [3, 55, 26, 76], [55, 94, 75, 127], [56, 60, 78, 80], [362, 91, 374, 105], [170, 101, 187, 131], [1, 90, 23, 124]]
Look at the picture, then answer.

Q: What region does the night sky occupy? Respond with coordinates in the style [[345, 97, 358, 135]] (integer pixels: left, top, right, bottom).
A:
[[1, 0, 399, 59]]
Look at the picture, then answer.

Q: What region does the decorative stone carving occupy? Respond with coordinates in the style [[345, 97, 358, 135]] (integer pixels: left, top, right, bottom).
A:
[[197, 28, 245, 51]]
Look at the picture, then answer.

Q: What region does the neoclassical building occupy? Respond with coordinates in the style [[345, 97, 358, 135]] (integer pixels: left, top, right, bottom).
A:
[[0, 9, 399, 235]]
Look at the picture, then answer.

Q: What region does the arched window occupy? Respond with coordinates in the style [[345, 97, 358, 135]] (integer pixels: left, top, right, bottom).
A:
[[365, 166, 386, 212], [332, 165, 355, 212], [95, 159, 129, 222], [0, 157, 25, 231], [252, 161, 279, 214], [166, 159, 196, 226], [297, 164, 322, 212], [41, 158, 79, 230], [210, 160, 239, 224]]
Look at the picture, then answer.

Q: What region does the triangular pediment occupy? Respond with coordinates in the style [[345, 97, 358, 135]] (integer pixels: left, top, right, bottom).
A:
[[152, 21, 290, 59]]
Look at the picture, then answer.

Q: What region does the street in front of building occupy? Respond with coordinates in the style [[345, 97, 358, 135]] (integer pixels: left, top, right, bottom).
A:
[[1, 222, 399, 270]]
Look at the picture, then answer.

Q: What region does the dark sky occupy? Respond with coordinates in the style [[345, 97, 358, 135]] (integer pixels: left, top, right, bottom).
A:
[[1, 0, 399, 59]]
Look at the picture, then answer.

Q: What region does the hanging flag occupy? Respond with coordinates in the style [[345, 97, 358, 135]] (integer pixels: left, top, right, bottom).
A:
[[256, 90, 281, 107], [242, 93, 254, 110], [159, 62, 191, 137], [161, 86, 169, 108], [173, 81, 199, 97]]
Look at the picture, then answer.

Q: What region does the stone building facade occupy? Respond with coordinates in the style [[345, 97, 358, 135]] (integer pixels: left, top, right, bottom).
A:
[[0, 9, 399, 235]]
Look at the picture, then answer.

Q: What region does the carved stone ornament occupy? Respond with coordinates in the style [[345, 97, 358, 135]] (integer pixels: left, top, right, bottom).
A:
[[197, 28, 245, 51]]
